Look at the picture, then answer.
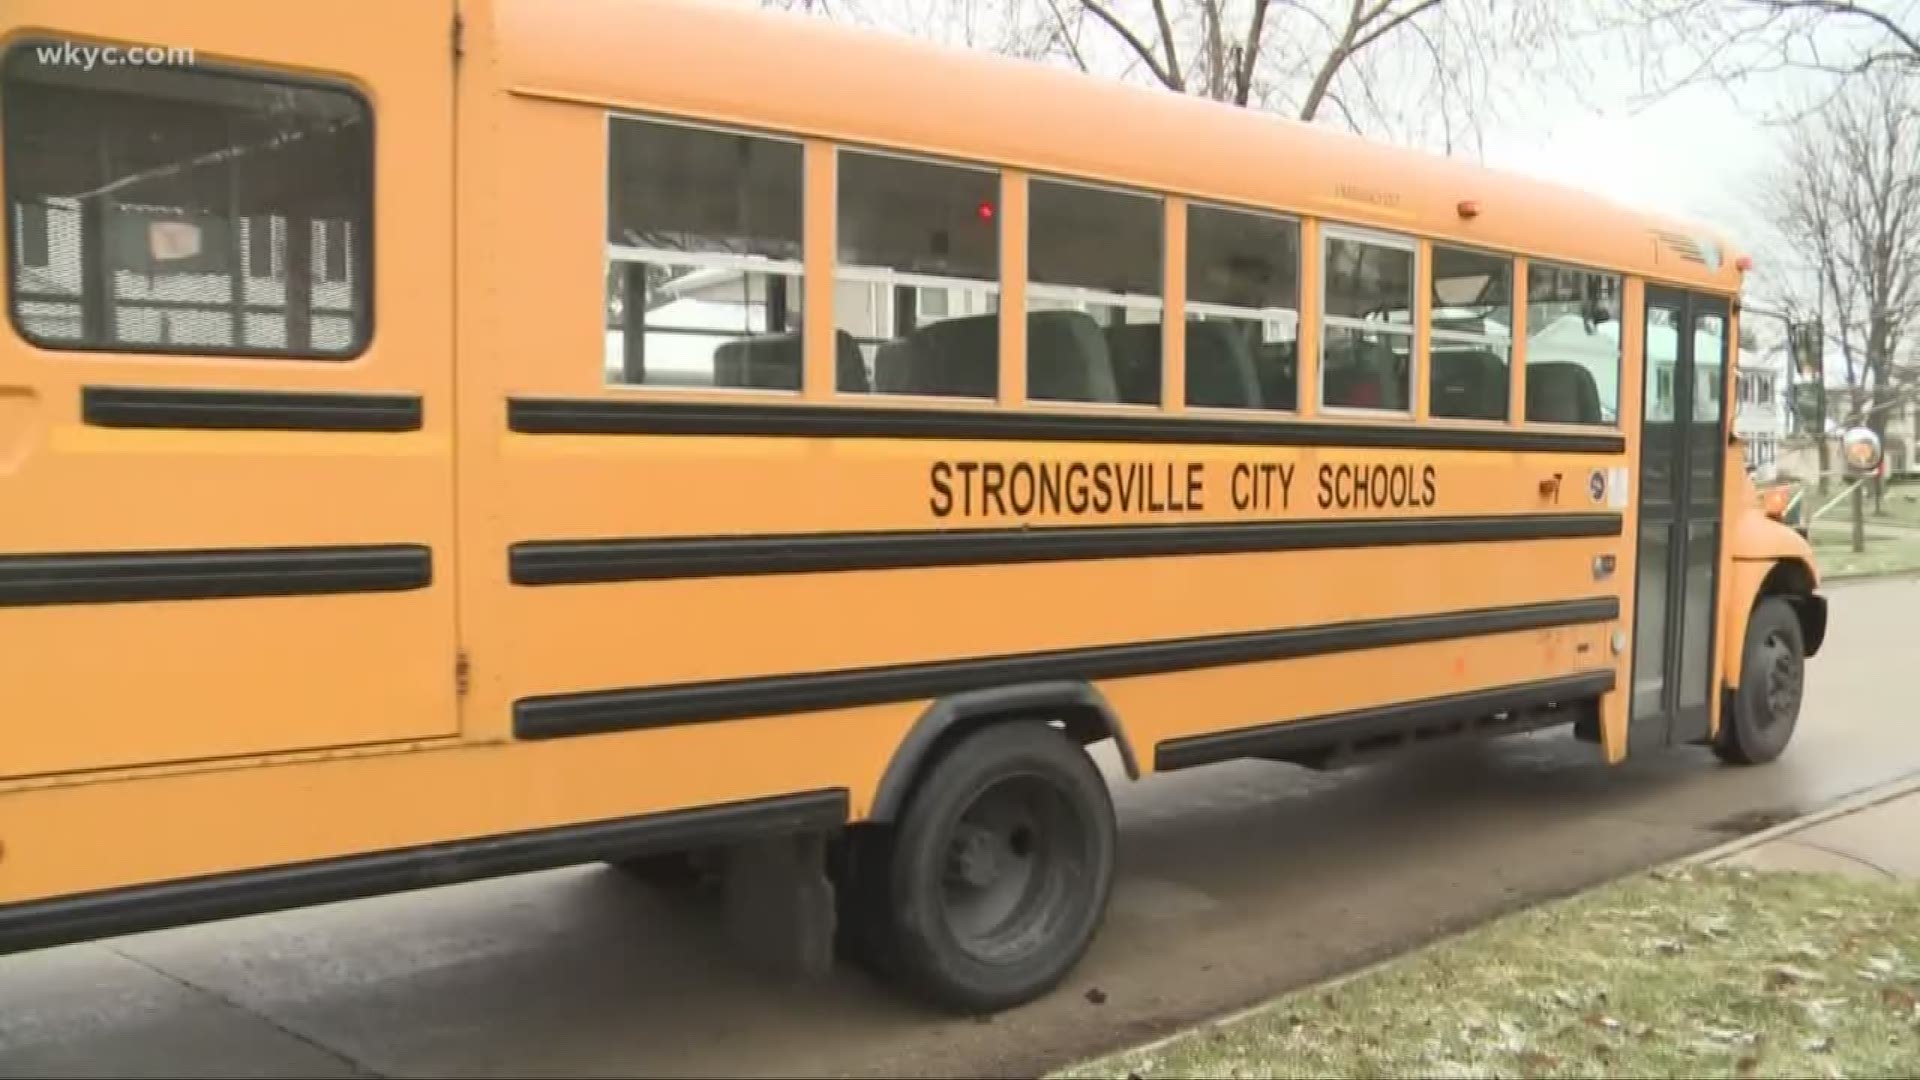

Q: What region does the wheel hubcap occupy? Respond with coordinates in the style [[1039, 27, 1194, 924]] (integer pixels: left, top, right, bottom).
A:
[[1760, 631, 1802, 725], [938, 776, 1084, 965]]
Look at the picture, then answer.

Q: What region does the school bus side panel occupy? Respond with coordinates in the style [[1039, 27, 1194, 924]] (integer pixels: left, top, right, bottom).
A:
[[0, 0, 458, 779]]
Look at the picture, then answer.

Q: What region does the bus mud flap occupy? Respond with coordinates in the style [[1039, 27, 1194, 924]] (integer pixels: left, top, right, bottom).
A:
[[721, 831, 836, 979]]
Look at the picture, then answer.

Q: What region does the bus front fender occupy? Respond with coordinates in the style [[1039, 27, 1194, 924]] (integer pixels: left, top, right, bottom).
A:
[[1723, 509, 1825, 689], [867, 681, 1137, 822]]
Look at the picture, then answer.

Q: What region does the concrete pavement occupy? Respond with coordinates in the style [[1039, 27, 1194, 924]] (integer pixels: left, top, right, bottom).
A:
[[1716, 775, 1920, 880], [1, 573, 1917, 1078]]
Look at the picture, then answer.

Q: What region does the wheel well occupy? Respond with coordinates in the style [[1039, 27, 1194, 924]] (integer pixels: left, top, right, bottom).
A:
[[867, 682, 1135, 823], [1759, 558, 1827, 658]]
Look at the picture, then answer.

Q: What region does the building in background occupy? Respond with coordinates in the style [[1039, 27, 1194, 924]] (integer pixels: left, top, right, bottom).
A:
[[1733, 343, 1784, 481]]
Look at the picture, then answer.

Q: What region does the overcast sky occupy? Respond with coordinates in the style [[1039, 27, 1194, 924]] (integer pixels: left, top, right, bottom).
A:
[[1482, 84, 1769, 234]]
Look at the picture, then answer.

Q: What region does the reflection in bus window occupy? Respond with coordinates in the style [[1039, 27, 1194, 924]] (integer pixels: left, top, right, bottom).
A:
[[1524, 262, 1621, 425], [1429, 246, 1512, 421], [3, 49, 372, 358], [835, 149, 1000, 398], [1028, 178, 1161, 405], [1322, 231, 1414, 411], [1694, 313, 1726, 423], [1186, 202, 1298, 410], [604, 117, 804, 390]]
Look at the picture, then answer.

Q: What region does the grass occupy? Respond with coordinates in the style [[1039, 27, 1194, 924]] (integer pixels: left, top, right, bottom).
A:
[[1809, 527, 1920, 579], [1052, 867, 1920, 1080], [1869, 489, 1920, 527]]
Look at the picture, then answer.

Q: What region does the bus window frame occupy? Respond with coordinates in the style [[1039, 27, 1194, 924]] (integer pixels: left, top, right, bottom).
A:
[[601, 109, 808, 396], [1, 42, 379, 362], [1181, 197, 1304, 417], [1521, 257, 1625, 428], [1426, 240, 1517, 426], [828, 141, 1006, 403], [1023, 172, 1166, 412], [1318, 222, 1419, 418]]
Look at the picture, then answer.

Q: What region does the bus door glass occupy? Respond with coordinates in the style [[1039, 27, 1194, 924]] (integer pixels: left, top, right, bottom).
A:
[[1631, 287, 1730, 747]]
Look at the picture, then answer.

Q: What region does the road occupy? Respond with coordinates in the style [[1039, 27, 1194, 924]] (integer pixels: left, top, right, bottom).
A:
[[3, 575, 1917, 1079]]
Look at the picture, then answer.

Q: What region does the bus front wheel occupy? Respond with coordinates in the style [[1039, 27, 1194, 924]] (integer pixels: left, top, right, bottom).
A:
[[845, 721, 1116, 1014], [1715, 595, 1806, 766]]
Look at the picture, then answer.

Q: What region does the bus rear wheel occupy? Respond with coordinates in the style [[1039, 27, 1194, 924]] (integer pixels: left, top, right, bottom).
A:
[[850, 722, 1116, 1014], [1715, 595, 1805, 766]]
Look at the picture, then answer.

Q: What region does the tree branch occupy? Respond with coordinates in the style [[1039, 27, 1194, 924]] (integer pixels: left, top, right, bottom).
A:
[[1742, 0, 1920, 63], [1043, 0, 1092, 72], [1299, 0, 1365, 121], [1149, 0, 1186, 89], [1350, 0, 1444, 56], [1236, 0, 1274, 106], [1077, 0, 1182, 90]]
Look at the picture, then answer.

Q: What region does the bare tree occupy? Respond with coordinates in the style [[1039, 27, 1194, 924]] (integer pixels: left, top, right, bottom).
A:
[[1056, 0, 1438, 118], [1602, 0, 1920, 111], [1760, 62, 1920, 538], [763, 0, 1584, 153]]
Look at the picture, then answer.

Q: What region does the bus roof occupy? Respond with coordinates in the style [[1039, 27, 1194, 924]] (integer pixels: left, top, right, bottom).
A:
[[488, 0, 1746, 295]]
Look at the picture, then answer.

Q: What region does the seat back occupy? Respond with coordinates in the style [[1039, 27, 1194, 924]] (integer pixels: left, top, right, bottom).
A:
[[1027, 309, 1119, 403], [1324, 338, 1404, 410], [1430, 346, 1507, 420], [1184, 321, 1263, 409], [1527, 361, 1603, 424], [1102, 323, 1162, 405], [878, 313, 998, 398], [1253, 341, 1297, 411], [711, 329, 870, 393]]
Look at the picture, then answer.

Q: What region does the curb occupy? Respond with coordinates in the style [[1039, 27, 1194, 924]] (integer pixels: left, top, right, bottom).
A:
[[1676, 771, 1920, 867], [1822, 568, 1920, 586]]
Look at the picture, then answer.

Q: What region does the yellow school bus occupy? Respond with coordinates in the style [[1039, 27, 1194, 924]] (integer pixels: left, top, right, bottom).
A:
[[0, 0, 1825, 1013]]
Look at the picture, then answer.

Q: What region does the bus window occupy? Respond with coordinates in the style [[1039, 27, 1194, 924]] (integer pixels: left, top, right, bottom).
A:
[[3, 47, 372, 357], [1185, 202, 1299, 411], [835, 148, 1000, 398], [1321, 228, 1415, 412], [1428, 245, 1513, 421], [604, 117, 803, 391], [1027, 177, 1159, 405], [1524, 262, 1621, 425]]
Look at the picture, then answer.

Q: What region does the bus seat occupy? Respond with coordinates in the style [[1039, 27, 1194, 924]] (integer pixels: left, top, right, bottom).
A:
[[1028, 310, 1119, 403], [713, 331, 804, 391], [1330, 339, 1409, 411], [1430, 347, 1507, 420], [1102, 323, 1163, 405], [711, 330, 868, 393], [1254, 341, 1297, 411], [1184, 321, 1263, 409], [1527, 361, 1603, 424], [888, 314, 998, 398], [834, 329, 870, 393]]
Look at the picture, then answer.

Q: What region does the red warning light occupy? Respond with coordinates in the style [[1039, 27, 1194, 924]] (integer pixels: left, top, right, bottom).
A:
[[977, 201, 996, 222]]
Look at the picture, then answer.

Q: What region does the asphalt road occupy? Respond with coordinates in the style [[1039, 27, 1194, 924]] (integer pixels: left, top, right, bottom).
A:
[[3, 575, 1916, 1079]]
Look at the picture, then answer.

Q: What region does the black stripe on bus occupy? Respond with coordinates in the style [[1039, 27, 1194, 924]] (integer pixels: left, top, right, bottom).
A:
[[0, 789, 847, 958], [83, 386, 423, 431], [1154, 669, 1617, 772], [514, 596, 1619, 740], [510, 513, 1624, 585], [506, 398, 1626, 454], [0, 545, 433, 607]]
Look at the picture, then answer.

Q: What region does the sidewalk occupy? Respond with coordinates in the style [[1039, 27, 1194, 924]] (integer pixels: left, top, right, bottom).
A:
[[1703, 774, 1920, 880]]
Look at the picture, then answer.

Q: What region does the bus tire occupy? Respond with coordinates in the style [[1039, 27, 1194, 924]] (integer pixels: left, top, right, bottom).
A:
[[874, 721, 1115, 1014], [1714, 596, 1805, 766]]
